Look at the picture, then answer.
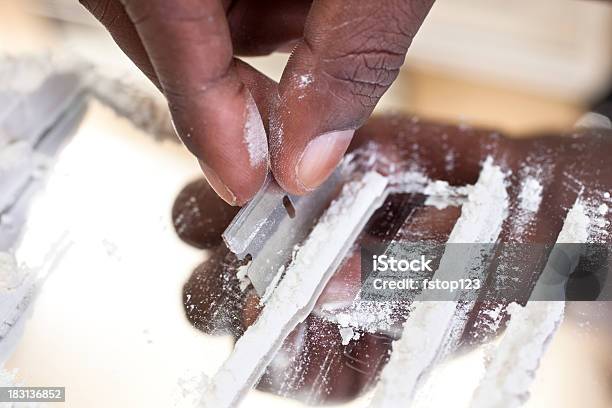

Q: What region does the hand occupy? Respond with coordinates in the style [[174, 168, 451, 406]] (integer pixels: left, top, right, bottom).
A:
[[80, 0, 435, 205], [171, 115, 612, 403]]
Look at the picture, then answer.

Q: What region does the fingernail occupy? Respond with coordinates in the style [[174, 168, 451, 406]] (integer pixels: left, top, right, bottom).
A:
[[198, 160, 238, 206], [297, 130, 354, 191]]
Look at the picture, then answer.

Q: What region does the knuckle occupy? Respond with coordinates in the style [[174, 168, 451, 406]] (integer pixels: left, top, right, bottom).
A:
[[316, 4, 425, 108], [321, 50, 403, 108], [300, 0, 433, 111], [164, 64, 239, 111]]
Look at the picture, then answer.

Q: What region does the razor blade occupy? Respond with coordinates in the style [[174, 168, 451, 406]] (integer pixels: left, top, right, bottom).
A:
[[223, 171, 346, 296]]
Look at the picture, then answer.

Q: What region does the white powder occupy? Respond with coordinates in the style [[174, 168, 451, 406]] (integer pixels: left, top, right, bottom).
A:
[[0, 252, 21, 291], [331, 301, 398, 335], [235, 263, 251, 292], [243, 95, 268, 168], [351, 141, 429, 194], [447, 157, 508, 243], [557, 201, 590, 244], [470, 302, 564, 408], [201, 172, 388, 408], [370, 157, 508, 407], [336, 312, 350, 328], [597, 203, 608, 215], [478, 303, 505, 334], [510, 174, 544, 238], [482, 304, 503, 321], [518, 177, 543, 213], [339, 327, 355, 345], [297, 74, 313, 89], [329, 167, 474, 338], [389, 170, 429, 194], [587, 200, 610, 240], [424, 180, 473, 210], [471, 199, 590, 408], [258, 264, 284, 305]]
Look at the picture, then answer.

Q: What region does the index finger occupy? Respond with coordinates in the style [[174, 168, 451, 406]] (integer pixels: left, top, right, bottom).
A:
[[120, 0, 269, 205]]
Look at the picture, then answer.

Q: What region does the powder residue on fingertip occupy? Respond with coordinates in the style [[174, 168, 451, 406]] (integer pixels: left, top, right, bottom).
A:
[[243, 95, 268, 168], [297, 74, 313, 89]]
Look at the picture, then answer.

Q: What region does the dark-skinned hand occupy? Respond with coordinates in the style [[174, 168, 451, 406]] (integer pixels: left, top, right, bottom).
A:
[[80, 0, 435, 205]]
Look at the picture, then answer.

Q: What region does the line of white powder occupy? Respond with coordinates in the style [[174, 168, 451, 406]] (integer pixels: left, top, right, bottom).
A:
[[200, 172, 389, 408], [370, 157, 509, 407], [470, 200, 590, 408]]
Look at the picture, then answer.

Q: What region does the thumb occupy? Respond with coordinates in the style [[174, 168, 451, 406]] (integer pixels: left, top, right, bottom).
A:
[[269, 0, 434, 194]]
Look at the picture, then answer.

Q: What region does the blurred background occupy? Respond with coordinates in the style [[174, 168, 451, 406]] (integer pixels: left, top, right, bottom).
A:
[[2, 0, 612, 134], [2, 1, 612, 407]]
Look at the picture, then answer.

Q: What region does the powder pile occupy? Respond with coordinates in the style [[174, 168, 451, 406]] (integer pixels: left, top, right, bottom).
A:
[[338, 326, 357, 345], [332, 300, 399, 338], [424, 180, 473, 210]]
